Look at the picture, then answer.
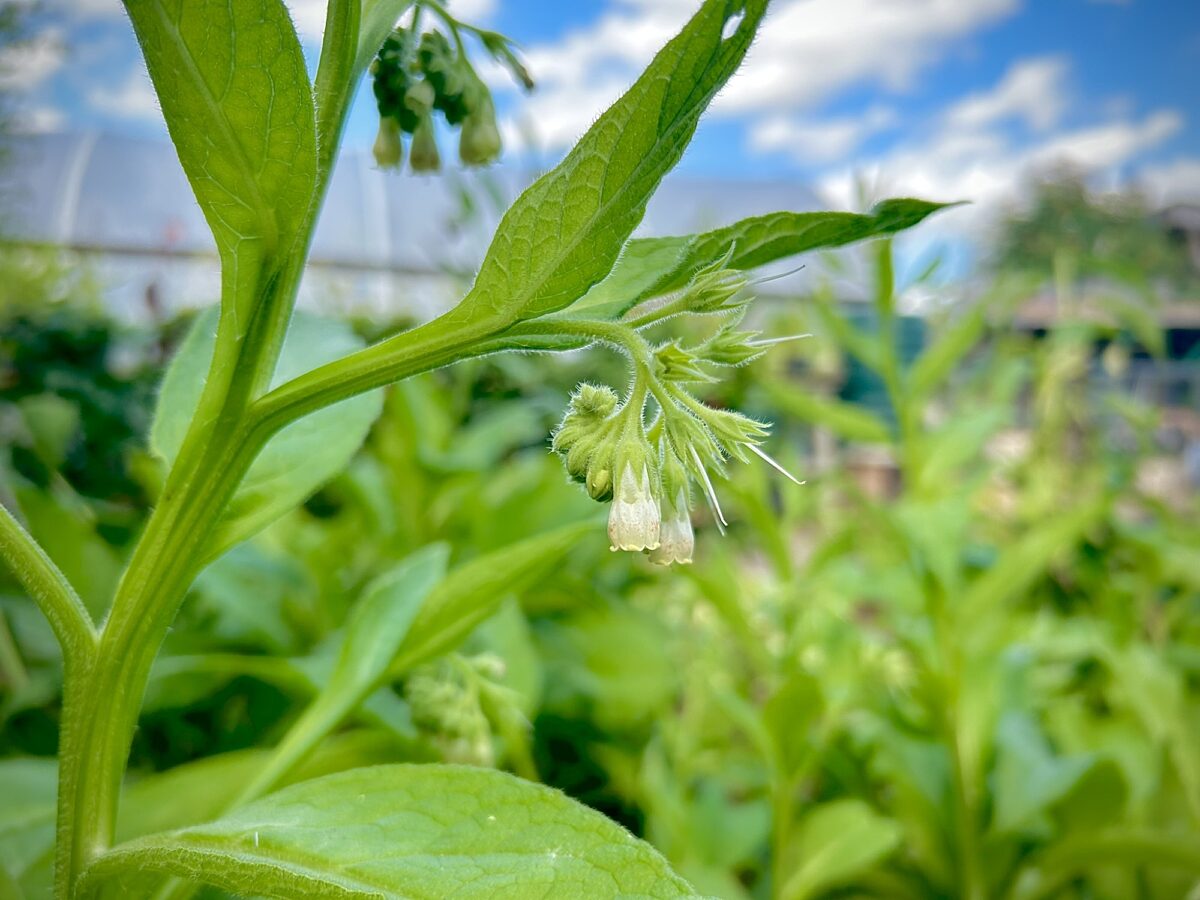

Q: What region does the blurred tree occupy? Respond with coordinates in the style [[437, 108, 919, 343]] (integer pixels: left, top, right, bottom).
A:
[[989, 167, 1198, 291]]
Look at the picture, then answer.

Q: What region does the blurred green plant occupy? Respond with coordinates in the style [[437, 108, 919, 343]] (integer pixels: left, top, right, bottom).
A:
[[0, 0, 946, 897]]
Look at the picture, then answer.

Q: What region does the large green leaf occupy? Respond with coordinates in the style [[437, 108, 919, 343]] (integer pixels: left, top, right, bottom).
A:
[[117, 732, 403, 843], [780, 800, 902, 900], [452, 0, 768, 327], [152, 307, 383, 559], [124, 0, 317, 324], [81, 765, 699, 899], [567, 200, 952, 321]]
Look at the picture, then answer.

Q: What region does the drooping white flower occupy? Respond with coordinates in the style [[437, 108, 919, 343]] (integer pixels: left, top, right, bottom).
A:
[[649, 490, 694, 566], [608, 463, 660, 552]]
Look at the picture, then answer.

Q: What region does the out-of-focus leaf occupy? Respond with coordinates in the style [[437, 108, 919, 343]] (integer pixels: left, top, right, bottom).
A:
[[17, 394, 79, 469], [1105, 644, 1200, 824], [152, 308, 383, 559], [960, 497, 1106, 624], [1011, 830, 1200, 900], [764, 383, 892, 444], [540, 604, 678, 733], [908, 304, 988, 398], [470, 599, 543, 716], [991, 711, 1095, 834], [763, 670, 824, 774], [0, 757, 56, 883], [390, 521, 593, 674], [913, 407, 1008, 493], [189, 544, 311, 653], [780, 799, 902, 900], [81, 765, 700, 899], [13, 485, 121, 619]]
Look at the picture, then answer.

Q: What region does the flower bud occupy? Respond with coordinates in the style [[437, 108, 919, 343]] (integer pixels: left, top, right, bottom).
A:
[[372, 116, 404, 170], [698, 327, 766, 367], [692, 406, 769, 462], [655, 342, 715, 383], [409, 113, 440, 173], [459, 96, 502, 166], [585, 464, 612, 502], [680, 252, 749, 315]]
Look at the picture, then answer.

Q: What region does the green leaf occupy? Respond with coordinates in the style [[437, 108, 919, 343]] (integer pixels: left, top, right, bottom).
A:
[[81, 764, 699, 899], [390, 521, 593, 674], [116, 732, 403, 843], [235, 547, 448, 800], [762, 384, 893, 444], [960, 497, 1106, 625], [908, 304, 988, 398], [991, 711, 1095, 834], [327, 545, 449, 703], [124, 0, 317, 321], [13, 485, 122, 620], [568, 200, 952, 321], [452, 0, 768, 327], [0, 758, 57, 882], [152, 307, 383, 559], [780, 800, 902, 900]]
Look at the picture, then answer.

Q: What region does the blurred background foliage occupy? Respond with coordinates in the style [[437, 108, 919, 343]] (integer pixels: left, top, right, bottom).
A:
[[1, 170, 1199, 900]]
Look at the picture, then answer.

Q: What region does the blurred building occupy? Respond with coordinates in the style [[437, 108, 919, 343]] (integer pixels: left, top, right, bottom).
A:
[[0, 132, 822, 324]]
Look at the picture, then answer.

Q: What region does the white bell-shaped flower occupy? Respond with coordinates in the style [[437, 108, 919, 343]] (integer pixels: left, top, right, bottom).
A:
[[649, 490, 694, 566], [608, 463, 660, 552]]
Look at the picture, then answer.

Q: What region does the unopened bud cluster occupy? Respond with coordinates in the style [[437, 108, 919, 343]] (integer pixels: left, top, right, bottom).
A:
[[370, 20, 531, 173], [404, 654, 510, 767]]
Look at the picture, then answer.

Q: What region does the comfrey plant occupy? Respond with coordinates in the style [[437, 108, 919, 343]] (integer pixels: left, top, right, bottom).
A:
[[0, 0, 942, 897]]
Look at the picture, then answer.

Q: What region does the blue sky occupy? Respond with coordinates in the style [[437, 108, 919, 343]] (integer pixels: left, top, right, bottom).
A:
[[3, 0, 1199, 254]]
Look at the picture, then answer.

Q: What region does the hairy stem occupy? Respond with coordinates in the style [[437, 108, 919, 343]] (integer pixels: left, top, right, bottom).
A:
[[0, 502, 97, 659]]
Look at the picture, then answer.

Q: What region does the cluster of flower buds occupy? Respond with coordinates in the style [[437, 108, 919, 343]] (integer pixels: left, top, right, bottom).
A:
[[370, 17, 531, 174], [404, 653, 509, 766], [552, 280, 806, 565]]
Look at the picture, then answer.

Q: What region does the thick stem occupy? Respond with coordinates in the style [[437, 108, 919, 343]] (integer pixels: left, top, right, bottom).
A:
[[54, 417, 261, 897]]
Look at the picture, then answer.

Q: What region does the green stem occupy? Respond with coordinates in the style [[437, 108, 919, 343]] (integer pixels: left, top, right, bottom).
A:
[[53, 4, 384, 889], [0, 502, 97, 659]]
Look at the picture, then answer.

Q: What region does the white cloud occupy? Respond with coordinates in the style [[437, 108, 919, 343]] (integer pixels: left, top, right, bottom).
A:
[[12, 105, 66, 134], [943, 56, 1068, 131], [0, 27, 65, 92], [716, 0, 1019, 114], [750, 106, 897, 164], [447, 0, 497, 20], [1133, 157, 1200, 205], [497, 0, 1021, 153], [817, 110, 1183, 229], [87, 64, 161, 123]]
